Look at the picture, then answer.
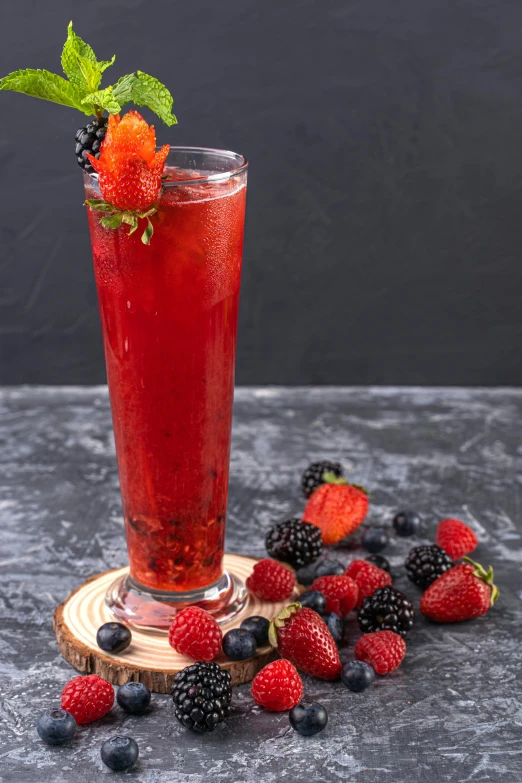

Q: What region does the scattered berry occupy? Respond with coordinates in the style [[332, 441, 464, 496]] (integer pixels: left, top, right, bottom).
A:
[[420, 558, 498, 623], [265, 517, 323, 568], [303, 477, 369, 545], [393, 510, 421, 537], [298, 590, 327, 614], [96, 622, 132, 654], [75, 116, 108, 174], [269, 604, 342, 680], [314, 559, 345, 578], [362, 527, 389, 553], [251, 659, 303, 711], [341, 660, 375, 692], [246, 559, 295, 602], [365, 554, 391, 573], [171, 662, 232, 732], [436, 518, 478, 560], [61, 675, 114, 725], [240, 616, 270, 646], [101, 736, 139, 771], [322, 612, 343, 643], [358, 586, 414, 637], [222, 629, 257, 661], [168, 606, 222, 662], [295, 562, 318, 586], [355, 630, 406, 675], [310, 575, 358, 616], [289, 701, 328, 736], [36, 709, 76, 745], [301, 460, 344, 498], [117, 682, 151, 715], [345, 559, 392, 608], [405, 545, 453, 590]]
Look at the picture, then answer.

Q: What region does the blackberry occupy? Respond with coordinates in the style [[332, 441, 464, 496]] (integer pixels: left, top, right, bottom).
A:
[[405, 544, 453, 590], [266, 517, 323, 568], [357, 585, 414, 637], [301, 460, 343, 498], [74, 116, 108, 174], [171, 662, 231, 733]]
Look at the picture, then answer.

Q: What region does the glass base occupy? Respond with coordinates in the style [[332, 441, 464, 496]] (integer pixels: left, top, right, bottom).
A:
[[105, 570, 248, 633]]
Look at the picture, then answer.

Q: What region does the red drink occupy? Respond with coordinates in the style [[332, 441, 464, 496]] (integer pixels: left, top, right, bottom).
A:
[[85, 151, 247, 600]]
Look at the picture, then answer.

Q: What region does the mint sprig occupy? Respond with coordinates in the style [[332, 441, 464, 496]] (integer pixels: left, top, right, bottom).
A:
[[85, 199, 157, 245], [0, 22, 177, 126]]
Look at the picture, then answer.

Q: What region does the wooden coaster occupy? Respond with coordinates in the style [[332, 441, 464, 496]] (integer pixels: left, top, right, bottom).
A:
[[54, 554, 299, 692]]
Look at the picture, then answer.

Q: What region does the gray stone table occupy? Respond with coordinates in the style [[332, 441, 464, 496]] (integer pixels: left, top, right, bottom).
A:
[[0, 387, 521, 783]]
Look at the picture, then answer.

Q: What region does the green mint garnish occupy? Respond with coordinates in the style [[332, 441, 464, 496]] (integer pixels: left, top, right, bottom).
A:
[[0, 22, 177, 126], [85, 199, 157, 245]]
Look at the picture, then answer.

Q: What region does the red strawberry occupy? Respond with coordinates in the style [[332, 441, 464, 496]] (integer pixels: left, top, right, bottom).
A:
[[251, 659, 303, 711], [420, 558, 499, 623], [168, 606, 222, 662], [345, 559, 392, 608], [61, 674, 114, 724], [436, 518, 478, 560], [355, 631, 406, 675], [246, 559, 295, 602], [86, 111, 169, 212], [310, 575, 359, 616], [269, 604, 342, 680], [303, 474, 369, 545]]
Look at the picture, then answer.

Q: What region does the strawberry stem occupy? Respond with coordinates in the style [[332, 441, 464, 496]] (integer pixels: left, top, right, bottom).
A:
[[463, 557, 500, 605]]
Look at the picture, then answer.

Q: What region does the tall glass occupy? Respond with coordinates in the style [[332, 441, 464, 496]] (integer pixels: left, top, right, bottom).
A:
[[84, 148, 248, 631]]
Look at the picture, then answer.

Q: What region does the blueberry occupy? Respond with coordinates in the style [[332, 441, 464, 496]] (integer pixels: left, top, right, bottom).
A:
[[365, 554, 391, 573], [362, 527, 389, 554], [222, 629, 257, 661], [314, 559, 345, 578], [289, 702, 328, 736], [322, 612, 343, 643], [96, 622, 132, 654], [341, 660, 375, 692], [393, 510, 421, 537], [117, 682, 151, 715], [240, 616, 270, 646], [295, 562, 318, 586], [36, 709, 76, 745], [101, 735, 139, 771], [298, 590, 327, 614]]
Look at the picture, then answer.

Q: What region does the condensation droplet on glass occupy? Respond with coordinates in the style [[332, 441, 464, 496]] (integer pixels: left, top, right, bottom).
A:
[[124, 338, 129, 352], [127, 300, 131, 309]]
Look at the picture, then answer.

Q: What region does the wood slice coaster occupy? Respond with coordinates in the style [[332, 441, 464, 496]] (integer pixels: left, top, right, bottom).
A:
[[54, 554, 300, 693]]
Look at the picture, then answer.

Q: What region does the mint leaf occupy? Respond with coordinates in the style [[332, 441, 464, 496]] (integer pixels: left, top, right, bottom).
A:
[[112, 71, 177, 126], [0, 69, 94, 114], [82, 85, 121, 115], [61, 21, 115, 94]]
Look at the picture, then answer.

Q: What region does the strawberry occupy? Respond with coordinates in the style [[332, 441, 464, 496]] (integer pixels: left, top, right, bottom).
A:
[[303, 474, 369, 545], [269, 604, 342, 680], [310, 575, 359, 616], [251, 659, 303, 711], [168, 606, 223, 662], [345, 559, 392, 608], [420, 558, 499, 623], [61, 674, 114, 724], [86, 111, 169, 212], [355, 630, 406, 674], [436, 518, 478, 560], [246, 559, 295, 602]]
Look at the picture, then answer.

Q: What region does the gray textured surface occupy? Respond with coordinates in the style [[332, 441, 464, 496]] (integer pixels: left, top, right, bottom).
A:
[[0, 386, 521, 782]]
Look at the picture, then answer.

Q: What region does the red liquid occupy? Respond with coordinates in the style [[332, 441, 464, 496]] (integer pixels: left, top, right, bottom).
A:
[[86, 169, 247, 592]]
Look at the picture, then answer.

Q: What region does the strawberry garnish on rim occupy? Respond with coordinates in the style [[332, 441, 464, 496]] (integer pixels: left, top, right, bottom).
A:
[[85, 111, 169, 243]]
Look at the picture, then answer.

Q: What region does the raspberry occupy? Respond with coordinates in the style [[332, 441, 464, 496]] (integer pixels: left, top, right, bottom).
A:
[[345, 559, 392, 608], [246, 559, 295, 602], [436, 518, 478, 560], [86, 111, 169, 212], [355, 630, 406, 675], [251, 659, 303, 711], [61, 674, 114, 725], [310, 575, 358, 616], [168, 607, 222, 662]]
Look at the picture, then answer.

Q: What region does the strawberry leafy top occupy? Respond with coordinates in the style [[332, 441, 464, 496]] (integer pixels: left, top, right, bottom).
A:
[[0, 22, 177, 126]]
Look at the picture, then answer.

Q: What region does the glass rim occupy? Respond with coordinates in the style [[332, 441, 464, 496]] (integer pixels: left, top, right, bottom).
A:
[[161, 146, 248, 187]]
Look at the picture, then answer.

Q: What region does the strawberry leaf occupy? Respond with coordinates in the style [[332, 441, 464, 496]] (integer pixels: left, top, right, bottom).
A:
[[141, 218, 154, 245], [85, 199, 117, 212], [100, 213, 124, 229], [0, 69, 94, 114]]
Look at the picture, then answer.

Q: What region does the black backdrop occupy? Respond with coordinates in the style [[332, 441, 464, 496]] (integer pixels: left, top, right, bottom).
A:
[[1, 0, 521, 385]]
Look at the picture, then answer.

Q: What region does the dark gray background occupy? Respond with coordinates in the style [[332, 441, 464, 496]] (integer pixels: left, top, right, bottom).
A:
[[1, 0, 521, 386]]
